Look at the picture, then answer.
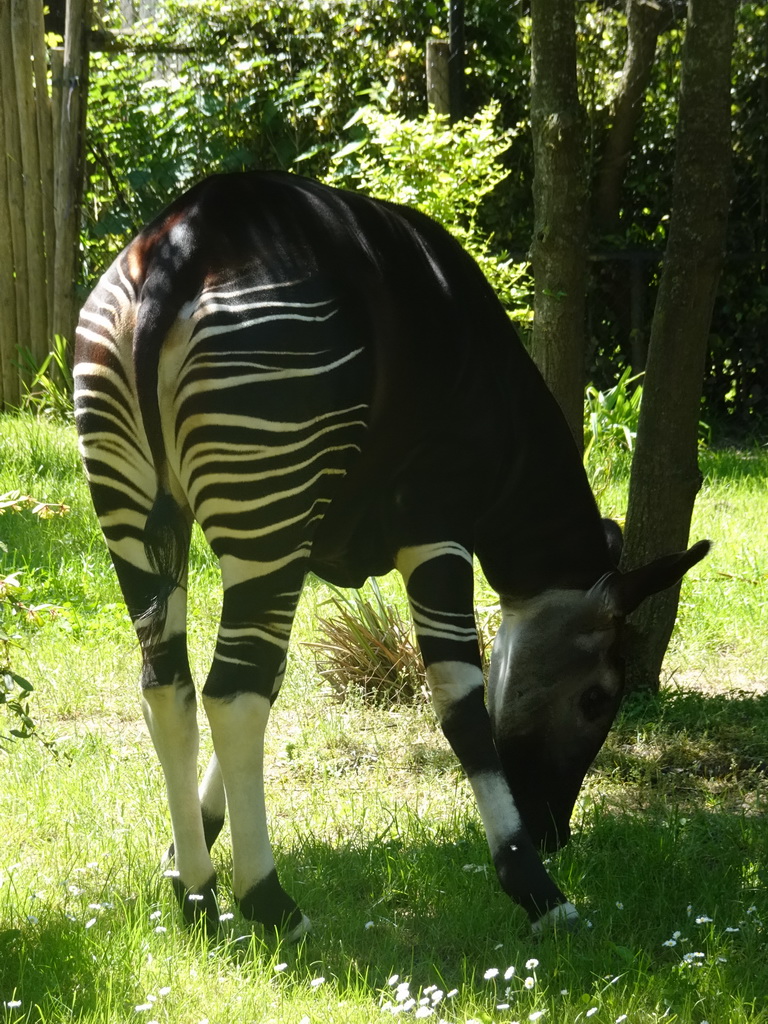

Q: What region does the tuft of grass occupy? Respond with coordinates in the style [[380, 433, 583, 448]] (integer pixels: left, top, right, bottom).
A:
[[306, 580, 427, 705]]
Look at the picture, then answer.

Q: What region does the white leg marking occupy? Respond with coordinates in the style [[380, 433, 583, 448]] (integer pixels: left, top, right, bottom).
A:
[[531, 901, 580, 935], [142, 683, 214, 890], [425, 661, 484, 719], [469, 771, 524, 852], [203, 692, 274, 900]]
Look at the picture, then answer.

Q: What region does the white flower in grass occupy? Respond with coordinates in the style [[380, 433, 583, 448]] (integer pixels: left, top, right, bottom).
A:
[[616, 1015, 628, 1023], [695, 915, 713, 924], [529, 1012, 546, 1021], [365, 921, 375, 929], [615, 901, 624, 910], [158, 987, 171, 997], [274, 963, 288, 973], [525, 958, 539, 970], [163, 869, 180, 878], [85, 918, 97, 929], [395, 982, 411, 1002], [725, 926, 740, 933], [5, 1001, 22, 1009], [497, 1003, 510, 1011], [154, 926, 167, 934], [149, 910, 162, 920], [415, 1008, 433, 1019], [446, 989, 458, 999], [662, 939, 677, 947], [484, 967, 499, 980], [524, 976, 535, 990], [402, 998, 416, 1011], [135, 1002, 153, 1012], [219, 912, 234, 922], [299, 1017, 311, 1024], [504, 966, 516, 980], [388, 975, 399, 986], [586, 1009, 598, 1018], [430, 989, 444, 1005], [310, 976, 325, 988]]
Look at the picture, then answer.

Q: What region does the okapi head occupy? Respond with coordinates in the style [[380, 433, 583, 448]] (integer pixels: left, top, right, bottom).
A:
[[487, 536, 710, 853]]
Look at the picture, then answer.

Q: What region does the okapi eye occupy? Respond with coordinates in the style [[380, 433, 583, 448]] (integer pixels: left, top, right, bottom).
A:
[[579, 685, 610, 722]]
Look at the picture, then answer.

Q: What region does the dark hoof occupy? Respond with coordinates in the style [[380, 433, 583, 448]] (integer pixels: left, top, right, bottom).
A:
[[169, 873, 219, 931], [236, 869, 308, 940]]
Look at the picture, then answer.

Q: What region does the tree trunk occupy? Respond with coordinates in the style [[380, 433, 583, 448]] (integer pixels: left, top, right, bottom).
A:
[[593, 0, 675, 237], [529, 0, 589, 449], [621, 0, 736, 691]]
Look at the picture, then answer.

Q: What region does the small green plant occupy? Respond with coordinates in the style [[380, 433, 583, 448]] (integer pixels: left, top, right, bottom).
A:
[[306, 579, 427, 705], [0, 494, 68, 752], [584, 367, 644, 462], [0, 570, 49, 751], [19, 334, 74, 420]]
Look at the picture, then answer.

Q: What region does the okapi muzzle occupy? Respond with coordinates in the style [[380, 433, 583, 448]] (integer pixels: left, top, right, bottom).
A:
[[488, 539, 711, 857]]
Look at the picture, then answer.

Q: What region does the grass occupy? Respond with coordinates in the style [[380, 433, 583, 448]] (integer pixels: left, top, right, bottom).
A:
[[1, 411, 767, 1023]]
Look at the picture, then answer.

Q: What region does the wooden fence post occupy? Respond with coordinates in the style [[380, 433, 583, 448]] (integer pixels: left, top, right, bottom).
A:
[[0, 0, 92, 410]]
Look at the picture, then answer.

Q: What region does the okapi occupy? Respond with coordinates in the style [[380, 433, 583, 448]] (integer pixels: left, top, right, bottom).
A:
[[74, 171, 708, 938]]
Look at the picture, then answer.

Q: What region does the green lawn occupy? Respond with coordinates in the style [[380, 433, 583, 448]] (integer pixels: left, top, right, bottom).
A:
[[1, 413, 766, 1024]]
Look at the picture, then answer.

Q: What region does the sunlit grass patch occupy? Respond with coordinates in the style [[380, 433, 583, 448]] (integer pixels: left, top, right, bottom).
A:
[[2, 416, 768, 1021]]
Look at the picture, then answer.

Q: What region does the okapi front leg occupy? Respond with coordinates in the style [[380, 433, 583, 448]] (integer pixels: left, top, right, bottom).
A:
[[396, 543, 578, 931]]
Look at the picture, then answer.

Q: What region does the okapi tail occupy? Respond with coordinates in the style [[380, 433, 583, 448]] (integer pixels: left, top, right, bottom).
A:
[[140, 490, 189, 652], [127, 210, 202, 651]]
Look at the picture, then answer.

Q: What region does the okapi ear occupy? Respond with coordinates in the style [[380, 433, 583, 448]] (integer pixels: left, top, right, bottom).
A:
[[602, 518, 624, 566], [598, 539, 711, 617]]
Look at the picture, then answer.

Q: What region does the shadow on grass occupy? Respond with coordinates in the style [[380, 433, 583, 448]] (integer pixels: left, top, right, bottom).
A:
[[600, 687, 768, 783], [2, 801, 766, 1016]]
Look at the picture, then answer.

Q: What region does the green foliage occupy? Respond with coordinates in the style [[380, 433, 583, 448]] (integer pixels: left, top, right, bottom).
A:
[[18, 335, 75, 421], [0, 522, 64, 753], [83, 0, 436, 284], [584, 367, 643, 463], [326, 101, 533, 319]]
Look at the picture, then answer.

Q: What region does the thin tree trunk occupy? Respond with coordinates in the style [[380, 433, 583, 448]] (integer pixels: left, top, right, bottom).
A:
[[529, 0, 589, 448], [594, 0, 674, 236], [621, 0, 736, 691]]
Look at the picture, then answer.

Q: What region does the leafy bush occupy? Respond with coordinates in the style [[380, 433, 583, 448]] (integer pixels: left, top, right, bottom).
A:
[[326, 100, 533, 321]]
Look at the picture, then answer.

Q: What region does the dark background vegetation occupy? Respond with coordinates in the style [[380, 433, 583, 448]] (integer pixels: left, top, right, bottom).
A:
[[66, 0, 767, 438]]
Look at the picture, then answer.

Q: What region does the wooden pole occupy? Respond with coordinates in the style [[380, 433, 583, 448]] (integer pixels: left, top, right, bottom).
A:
[[31, 0, 57, 334], [53, 0, 93, 349], [426, 38, 451, 116], [11, 0, 49, 368], [0, 2, 18, 408], [0, 1, 30, 407]]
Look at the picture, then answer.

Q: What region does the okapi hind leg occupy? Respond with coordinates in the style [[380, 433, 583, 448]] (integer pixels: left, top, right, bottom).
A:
[[110, 540, 219, 931], [202, 573, 310, 941], [396, 542, 577, 931], [181, 655, 287, 864]]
